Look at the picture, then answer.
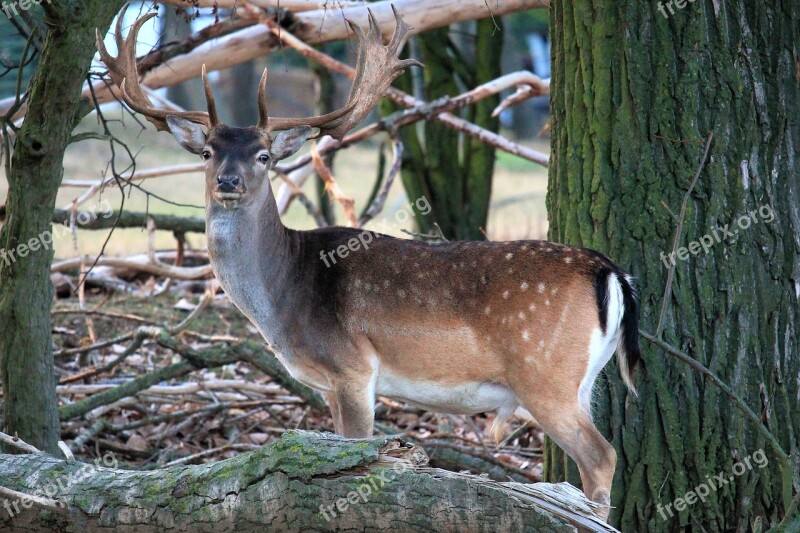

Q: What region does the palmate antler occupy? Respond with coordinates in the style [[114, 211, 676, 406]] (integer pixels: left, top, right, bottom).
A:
[[96, 7, 215, 132], [97, 4, 421, 139]]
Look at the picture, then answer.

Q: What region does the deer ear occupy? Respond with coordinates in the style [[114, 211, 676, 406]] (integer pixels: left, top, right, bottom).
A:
[[271, 126, 313, 161], [166, 116, 207, 154]]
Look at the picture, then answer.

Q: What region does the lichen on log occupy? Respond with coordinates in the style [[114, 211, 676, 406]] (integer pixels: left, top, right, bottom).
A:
[[0, 431, 613, 532]]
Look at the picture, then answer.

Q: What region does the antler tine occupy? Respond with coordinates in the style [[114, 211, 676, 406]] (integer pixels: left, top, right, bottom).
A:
[[96, 6, 211, 132], [264, 6, 422, 139], [388, 4, 414, 54], [202, 65, 219, 127], [257, 68, 269, 130]]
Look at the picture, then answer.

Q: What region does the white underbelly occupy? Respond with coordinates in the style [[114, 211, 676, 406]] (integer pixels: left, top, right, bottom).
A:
[[375, 371, 516, 415]]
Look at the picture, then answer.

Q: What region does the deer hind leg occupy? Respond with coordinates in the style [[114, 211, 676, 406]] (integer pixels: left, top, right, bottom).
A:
[[512, 387, 616, 521]]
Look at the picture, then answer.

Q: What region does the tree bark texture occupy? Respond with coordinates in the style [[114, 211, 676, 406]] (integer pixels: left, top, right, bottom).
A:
[[0, 0, 125, 454], [546, 1, 799, 531], [0, 431, 607, 532]]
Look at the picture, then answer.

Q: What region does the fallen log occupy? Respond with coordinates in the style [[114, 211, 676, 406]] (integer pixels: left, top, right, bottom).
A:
[[0, 431, 614, 532]]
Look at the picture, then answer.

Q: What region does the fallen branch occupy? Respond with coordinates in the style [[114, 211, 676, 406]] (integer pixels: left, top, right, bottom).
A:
[[0, 206, 206, 233], [0, 432, 41, 454], [0, 0, 547, 123], [0, 431, 613, 532], [51, 256, 213, 281]]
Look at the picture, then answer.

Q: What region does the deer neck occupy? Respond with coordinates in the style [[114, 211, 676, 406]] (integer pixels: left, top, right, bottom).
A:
[[205, 191, 295, 342]]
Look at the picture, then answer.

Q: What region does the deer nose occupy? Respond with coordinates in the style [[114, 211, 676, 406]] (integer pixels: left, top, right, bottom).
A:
[[217, 175, 240, 192]]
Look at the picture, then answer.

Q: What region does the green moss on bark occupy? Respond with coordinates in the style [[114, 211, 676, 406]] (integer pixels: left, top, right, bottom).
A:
[[547, 1, 800, 531]]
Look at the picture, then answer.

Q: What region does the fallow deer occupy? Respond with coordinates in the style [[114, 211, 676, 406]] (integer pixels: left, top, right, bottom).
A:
[[98, 6, 640, 520]]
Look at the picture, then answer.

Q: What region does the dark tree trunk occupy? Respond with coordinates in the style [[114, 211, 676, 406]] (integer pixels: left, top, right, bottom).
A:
[[0, 1, 125, 454], [383, 19, 502, 241], [546, 1, 799, 531]]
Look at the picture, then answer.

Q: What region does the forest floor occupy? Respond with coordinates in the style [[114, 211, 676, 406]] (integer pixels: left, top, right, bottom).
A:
[[51, 291, 545, 481]]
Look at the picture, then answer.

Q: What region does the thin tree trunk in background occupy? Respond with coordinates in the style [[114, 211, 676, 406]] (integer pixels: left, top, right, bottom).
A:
[[0, 1, 125, 454], [312, 45, 336, 226], [546, 1, 799, 530], [383, 19, 502, 240], [161, 5, 196, 110]]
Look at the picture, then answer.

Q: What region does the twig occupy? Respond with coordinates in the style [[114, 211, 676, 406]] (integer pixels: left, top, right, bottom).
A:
[[71, 419, 107, 452], [160, 443, 259, 467], [358, 133, 403, 227], [0, 486, 65, 513], [0, 431, 41, 454], [639, 329, 795, 511], [655, 132, 713, 337], [310, 142, 357, 227]]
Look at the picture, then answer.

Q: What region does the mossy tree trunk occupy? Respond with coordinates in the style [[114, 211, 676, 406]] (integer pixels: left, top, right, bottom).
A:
[[382, 19, 502, 241], [546, 1, 799, 531], [0, 0, 125, 453], [0, 432, 589, 532]]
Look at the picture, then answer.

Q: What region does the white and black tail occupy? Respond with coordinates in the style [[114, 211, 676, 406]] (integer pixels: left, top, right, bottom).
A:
[[595, 268, 641, 395]]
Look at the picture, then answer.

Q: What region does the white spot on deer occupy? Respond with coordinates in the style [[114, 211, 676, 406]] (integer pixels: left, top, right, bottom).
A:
[[384, 280, 390, 288], [525, 355, 534, 364], [537, 282, 546, 293], [529, 303, 536, 312], [564, 256, 573, 264], [355, 279, 362, 288], [551, 287, 558, 295], [520, 281, 529, 291], [484, 306, 492, 316], [503, 290, 510, 299], [506, 253, 514, 260], [545, 299, 551, 306], [522, 330, 531, 341], [537, 339, 545, 350], [397, 289, 406, 298], [518, 312, 526, 320]]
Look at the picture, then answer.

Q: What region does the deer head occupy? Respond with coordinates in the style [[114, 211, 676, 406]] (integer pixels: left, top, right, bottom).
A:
[[97, 5, 421, 213]]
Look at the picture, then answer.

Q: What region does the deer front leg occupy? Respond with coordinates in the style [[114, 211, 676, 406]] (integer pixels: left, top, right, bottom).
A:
[[324, 391, 342, 434], [329, 378, 375, 438]]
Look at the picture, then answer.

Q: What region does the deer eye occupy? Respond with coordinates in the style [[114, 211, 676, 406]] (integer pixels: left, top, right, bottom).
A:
[[201, 150, 211, 161], [257, 154, 270, 164]]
